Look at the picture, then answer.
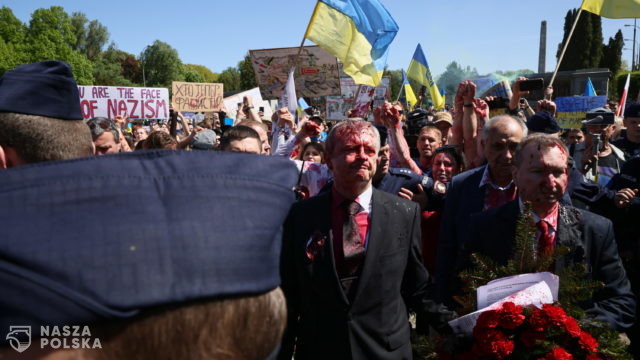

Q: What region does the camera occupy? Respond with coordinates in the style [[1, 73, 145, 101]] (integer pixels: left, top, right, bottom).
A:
[[293, 186, 310, 201]]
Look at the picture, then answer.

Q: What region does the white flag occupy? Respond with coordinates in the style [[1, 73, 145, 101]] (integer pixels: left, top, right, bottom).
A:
[[279, 67, 297, 122]]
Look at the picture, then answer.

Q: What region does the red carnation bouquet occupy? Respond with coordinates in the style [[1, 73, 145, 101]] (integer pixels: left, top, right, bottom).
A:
[[440, 302, 606, 360]]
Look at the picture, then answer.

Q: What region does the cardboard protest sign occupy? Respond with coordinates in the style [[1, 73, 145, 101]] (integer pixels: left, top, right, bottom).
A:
[[555, 95, 607, 128], [340, 77, 359, 100], [326, 96, 351, 121], [78, 86, 169, 120], [249, 46, 340, 99], [171, 82, 223, 112], [326, 77, 389, 121]]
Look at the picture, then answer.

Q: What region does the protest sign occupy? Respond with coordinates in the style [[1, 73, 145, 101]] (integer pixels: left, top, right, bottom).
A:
[[171, 82, 223, 112], [555, 95, 607, 128], [326, 96, 351, 121], [249, 46, 340, 99], [480, 80, 513, 99], [326, 77, 389, 120], [222, 87, 272, 120], [340, 77, 359, 100], [350, 85, 376, 118], [78, 86, 169, 120]]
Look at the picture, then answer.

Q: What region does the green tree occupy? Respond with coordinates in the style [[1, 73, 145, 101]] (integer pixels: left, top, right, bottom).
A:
[[0, 6, 26, 43], [140, 40, 183, 87], [92, 44, 134, 86], [184, 64, 217, 83], [0, 7, 28, 75], [183, 65, 205, 83], [69, 12, 87, 52], [25, 6, 94, 84], [84, 20, 108, 60], [600, 30, 624, 76], [557, 9, 603, 71], [218, 67, 241, 92], [383, 68, 403, 102], [238, 54, 257, 90], [436, 61, 479, 96]]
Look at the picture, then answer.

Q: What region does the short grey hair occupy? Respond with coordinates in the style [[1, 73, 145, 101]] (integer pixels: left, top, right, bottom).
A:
[[514, 133, 568, 168], [482, 115, 528, 141]]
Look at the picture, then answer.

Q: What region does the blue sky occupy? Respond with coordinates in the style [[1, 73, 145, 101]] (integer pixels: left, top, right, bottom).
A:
[[4, 0, 638, 78]]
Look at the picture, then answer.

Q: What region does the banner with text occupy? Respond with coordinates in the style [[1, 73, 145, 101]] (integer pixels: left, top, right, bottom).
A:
[[249, 46, 340, 99], [171, 82, 223, 112], [555, 95, 607, 128], [78, 86, 169, 120]]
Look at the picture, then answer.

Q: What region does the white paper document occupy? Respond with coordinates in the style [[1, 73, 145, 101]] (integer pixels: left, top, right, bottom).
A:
[[477, 272, 559, 309], [448, 277, 556, 336]]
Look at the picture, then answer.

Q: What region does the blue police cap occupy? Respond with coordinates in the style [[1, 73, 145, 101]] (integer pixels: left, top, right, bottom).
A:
[[623, 103, 640, 118], [0, 61, 83, 120], [527, 111, 561, 134], [0, 150, 297, 340]]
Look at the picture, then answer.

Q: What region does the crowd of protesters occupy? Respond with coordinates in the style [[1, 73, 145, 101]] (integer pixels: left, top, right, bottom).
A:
[[0, 60, 638, 359]]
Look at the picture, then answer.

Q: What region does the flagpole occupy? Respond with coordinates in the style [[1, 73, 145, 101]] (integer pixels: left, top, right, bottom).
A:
[[294, 1, 320, 68], [549, 8, 583, 92], [396, 70, 405, 102]]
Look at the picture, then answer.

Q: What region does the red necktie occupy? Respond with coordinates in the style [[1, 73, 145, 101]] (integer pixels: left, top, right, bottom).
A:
[[536, 220, 554, 255], [342, 200, 365, 260]]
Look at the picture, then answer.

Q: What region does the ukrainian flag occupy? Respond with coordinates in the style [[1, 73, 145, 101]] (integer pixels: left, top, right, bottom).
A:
[[406, 44, 445, 109], [401, 69, 418, 109], [304, 0, 399, 86], [581, 0, 640, 18]]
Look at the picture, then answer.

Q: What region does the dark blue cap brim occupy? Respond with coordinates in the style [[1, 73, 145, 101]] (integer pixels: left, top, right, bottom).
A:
[[0, 150, 297, 337]]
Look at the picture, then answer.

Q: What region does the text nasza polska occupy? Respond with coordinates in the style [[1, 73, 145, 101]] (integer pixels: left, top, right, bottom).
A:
[[40, 325, 101, 349], [78, 86, 168, 119]]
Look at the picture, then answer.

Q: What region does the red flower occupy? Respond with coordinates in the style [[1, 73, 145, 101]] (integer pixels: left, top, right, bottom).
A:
[[542, 304, 567, 327], [563, 316, 581, 337], [475, 310, 501, 330], [499, 302, 526, 329], [578, 331, 599, 352], [472, 329, 514, 359], [544, 347, 574, 360], [529, 308, 549, 330], [520, 328, 546, 347]]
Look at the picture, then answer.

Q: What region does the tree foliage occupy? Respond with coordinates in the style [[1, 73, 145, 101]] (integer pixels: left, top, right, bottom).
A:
[[436, 61, 479, 96], [140, 40, 183, 87], [184, 64, 218, 83], [218, 67, 241, 92], [600, 30, 624, 76], [557, 9, 604, 71], [238, 54, 257, 90]]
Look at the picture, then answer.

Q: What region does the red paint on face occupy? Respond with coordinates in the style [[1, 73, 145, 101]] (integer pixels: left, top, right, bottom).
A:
[[327, 129, 378, 189], [515, 144, 568, 212], [431, 152, 457, 183]]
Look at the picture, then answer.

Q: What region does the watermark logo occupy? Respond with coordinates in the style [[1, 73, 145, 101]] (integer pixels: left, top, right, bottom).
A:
[[5, 325, 101, 352], [6, 326, 31, 353]]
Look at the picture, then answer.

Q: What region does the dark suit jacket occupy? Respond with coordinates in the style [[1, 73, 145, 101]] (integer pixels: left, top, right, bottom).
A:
[[435, 165, 574, 304], [463, 200, 636, 331], [435, 165, 486, 304], [279, 188, 453, 360]]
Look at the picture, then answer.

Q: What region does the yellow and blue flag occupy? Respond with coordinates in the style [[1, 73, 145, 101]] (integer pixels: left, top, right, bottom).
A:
[[406, 44, 445, 109], [401, 69, 418, 108], [584, 77, 597, 97], [581, 0, 640, 19], [304, 0, 399, 86]]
